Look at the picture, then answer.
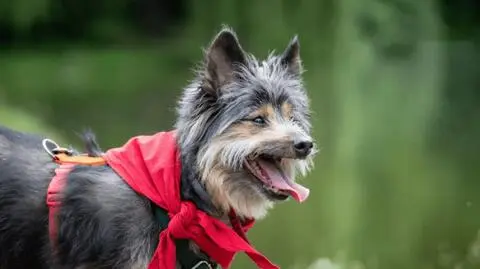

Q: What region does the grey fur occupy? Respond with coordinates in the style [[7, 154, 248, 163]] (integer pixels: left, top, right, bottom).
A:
[[0, 26, 314, 268]]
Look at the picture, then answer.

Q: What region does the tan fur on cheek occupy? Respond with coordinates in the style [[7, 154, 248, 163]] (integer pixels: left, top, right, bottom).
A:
[[223, 174, 273, 219], [199, 162, 273, 219], [200, 164, 231, 213]]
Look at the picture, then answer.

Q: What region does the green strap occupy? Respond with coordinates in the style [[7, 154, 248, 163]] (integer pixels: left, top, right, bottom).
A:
[[153, 205, 218, 269]]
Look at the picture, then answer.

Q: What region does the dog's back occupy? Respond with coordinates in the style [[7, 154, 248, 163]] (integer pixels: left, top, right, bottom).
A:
[[0, 126, 55, 268], [0, 126, 159, 269]]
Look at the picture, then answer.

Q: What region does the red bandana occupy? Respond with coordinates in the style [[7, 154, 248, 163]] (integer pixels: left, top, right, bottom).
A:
[[103, 131, 280, 269]]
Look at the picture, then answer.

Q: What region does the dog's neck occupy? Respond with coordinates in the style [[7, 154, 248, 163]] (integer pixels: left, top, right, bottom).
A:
[[179, 153, 222, 215]]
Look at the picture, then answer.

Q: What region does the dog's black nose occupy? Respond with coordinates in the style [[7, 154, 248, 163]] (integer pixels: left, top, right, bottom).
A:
[[294, 140, 313, 157]]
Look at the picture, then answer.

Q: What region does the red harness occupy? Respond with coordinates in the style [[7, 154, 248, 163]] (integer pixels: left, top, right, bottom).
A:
[[45, 132, 279, 269], [45, 147, 107, 246], [46, 163, 75, 246]]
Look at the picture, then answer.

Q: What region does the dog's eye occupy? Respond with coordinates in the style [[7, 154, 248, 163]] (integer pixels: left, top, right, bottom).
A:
[[252, 116, 266, 125]]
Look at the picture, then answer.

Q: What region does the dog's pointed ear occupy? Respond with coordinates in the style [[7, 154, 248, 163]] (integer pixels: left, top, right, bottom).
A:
[[204, 28, 247, 92], [281, 35, 302, 75]]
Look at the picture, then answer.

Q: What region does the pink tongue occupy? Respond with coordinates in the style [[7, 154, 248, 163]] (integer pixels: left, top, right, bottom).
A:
[[257, 160, 310, 202]]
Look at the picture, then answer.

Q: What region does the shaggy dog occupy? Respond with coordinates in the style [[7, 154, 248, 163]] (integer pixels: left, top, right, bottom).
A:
[[0, 27, 316, 269]]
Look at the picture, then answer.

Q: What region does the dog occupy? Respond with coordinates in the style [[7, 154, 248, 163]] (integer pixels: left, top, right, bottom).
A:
[[0, 27, 316, 269]]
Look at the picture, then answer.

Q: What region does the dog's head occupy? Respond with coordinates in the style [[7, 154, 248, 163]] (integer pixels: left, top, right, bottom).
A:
[[176, 27, 315, 219]]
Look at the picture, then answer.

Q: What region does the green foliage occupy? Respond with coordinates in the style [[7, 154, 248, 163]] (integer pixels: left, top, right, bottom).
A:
[[0, 0, 52, 31], [0, 102, 64, 142]]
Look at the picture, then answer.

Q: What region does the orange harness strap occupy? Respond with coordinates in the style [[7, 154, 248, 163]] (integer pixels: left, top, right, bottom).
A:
[[53, 152, 107, 166]]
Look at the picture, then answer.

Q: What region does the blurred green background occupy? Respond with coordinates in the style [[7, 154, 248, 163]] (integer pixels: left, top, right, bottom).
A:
[[1, 0, 479, 268]]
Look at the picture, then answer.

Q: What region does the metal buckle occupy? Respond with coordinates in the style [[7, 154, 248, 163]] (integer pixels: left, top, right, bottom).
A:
[[191, 260, 213, 269]]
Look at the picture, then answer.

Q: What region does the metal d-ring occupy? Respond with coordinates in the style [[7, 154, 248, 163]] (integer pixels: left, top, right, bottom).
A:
[[191, 260, 213, 269], [42, 138, 61, 159]]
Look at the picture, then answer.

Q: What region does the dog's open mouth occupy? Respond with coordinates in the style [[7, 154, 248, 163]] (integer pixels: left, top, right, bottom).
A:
[[244, 156, 310, 202]]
